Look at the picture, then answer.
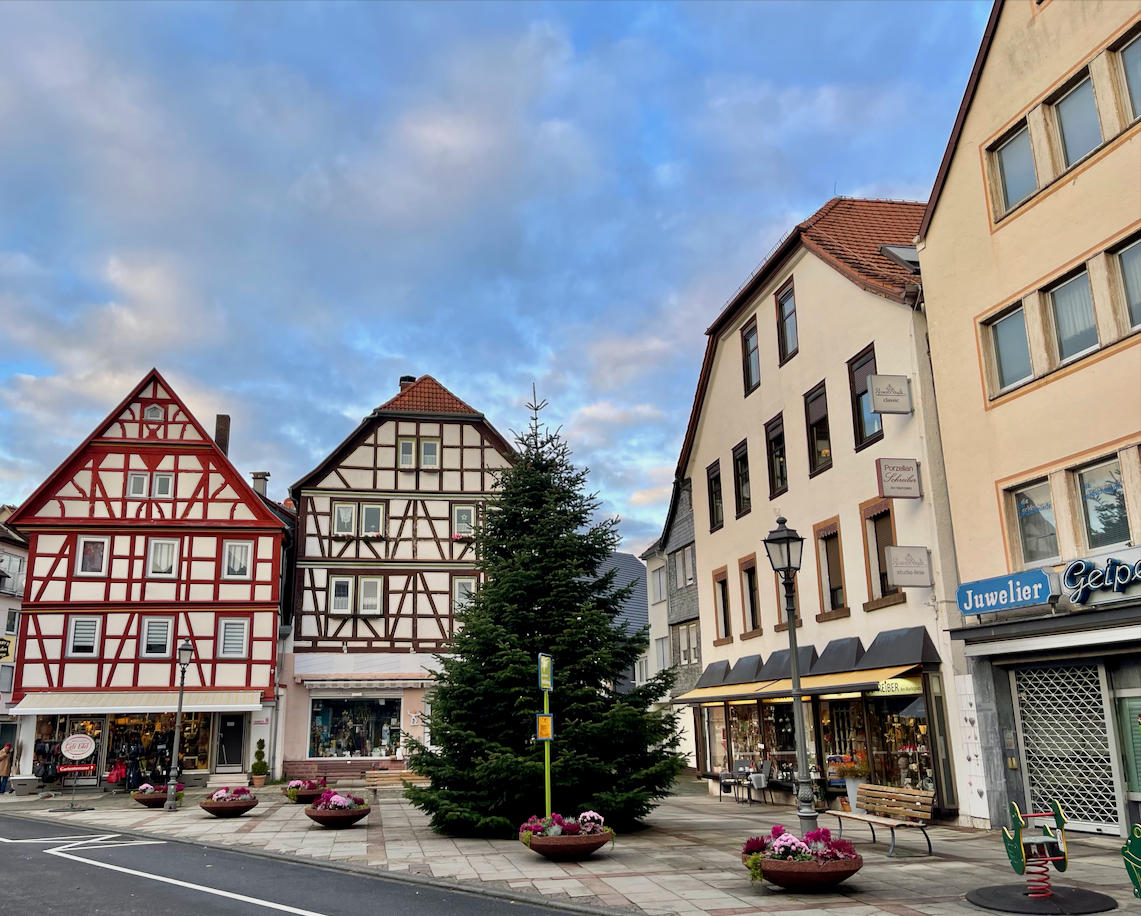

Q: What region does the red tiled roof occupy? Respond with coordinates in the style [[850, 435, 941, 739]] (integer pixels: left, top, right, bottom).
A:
[[375, 375, 480, 415]]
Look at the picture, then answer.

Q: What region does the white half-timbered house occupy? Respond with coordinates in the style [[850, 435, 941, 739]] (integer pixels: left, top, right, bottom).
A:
[[6, 370, 287, 787], [282, 375, 512, 776]]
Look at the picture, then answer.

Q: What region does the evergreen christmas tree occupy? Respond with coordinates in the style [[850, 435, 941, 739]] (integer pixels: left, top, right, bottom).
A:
[[405, 394, 683, 837]]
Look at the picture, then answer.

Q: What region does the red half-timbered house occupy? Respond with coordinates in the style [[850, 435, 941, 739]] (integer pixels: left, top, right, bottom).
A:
[[282, 374, 512, 776], [7, 370, 286, 786]]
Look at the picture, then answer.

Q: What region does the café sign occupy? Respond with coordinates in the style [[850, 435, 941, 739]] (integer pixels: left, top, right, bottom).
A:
[[869, 375, 912, 414], [956, 569, 1059, 616], [876, 458, 922, 499]]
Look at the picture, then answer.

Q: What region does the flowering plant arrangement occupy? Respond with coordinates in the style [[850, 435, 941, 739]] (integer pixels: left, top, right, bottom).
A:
[[286, 778, 326, 802], [135, 782, 184, 803], [744, 825, 858, 884], [309, 790, 368, 811], [834, 752, 870, 779], [518, 811, 612, 846], [209, 786, 254, 802]]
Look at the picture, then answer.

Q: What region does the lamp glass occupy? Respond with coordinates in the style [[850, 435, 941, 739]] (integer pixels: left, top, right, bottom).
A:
[[177, 640, 194, 667], [763, 517, 805, 573], [764, 537, 789, 572]]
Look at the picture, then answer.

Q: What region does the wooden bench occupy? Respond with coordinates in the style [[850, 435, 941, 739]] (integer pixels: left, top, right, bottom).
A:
[[828, 784, 935, 857]]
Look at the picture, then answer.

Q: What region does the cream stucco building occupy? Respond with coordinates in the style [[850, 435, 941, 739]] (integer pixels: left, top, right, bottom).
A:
[[917, 0, 1141, 834]]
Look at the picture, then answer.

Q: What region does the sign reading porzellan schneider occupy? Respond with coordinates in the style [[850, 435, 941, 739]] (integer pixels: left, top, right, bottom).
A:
[[876, 458, 922, 499]]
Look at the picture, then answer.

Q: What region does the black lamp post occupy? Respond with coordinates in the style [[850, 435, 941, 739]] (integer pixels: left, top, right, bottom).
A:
[[763, 516, 817, 835], [165, 640, 194, 812]]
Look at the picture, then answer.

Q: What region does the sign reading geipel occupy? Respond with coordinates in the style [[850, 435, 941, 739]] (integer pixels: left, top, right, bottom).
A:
[[869, 375, 912, 414], [956, 569, 1059, 616], [876, 458, 922, 499]]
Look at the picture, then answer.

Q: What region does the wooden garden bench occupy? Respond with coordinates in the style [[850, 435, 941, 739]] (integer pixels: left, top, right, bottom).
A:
[[827, 784, 935, 857]]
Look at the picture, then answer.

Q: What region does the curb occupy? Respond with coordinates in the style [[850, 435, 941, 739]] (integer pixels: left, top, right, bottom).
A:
[[1, 808, 640, 916]]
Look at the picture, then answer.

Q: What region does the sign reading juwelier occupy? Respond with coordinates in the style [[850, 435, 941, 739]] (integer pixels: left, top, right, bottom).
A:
[[876, 458, 922, 499], [956, 569, 1059, 616]]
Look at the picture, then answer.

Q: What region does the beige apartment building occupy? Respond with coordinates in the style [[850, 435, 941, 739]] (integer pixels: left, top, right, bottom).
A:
[[917, 0, 1141, 834], [674, 198, 975, 822]]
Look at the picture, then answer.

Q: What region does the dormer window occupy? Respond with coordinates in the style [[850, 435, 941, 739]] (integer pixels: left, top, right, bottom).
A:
[[144, 405, 163, 421]]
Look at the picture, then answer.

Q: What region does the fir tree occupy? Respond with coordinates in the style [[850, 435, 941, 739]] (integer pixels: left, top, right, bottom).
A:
[[405, 393, 683, 836]]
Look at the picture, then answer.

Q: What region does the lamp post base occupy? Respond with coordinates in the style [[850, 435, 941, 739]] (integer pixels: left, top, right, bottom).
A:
[[796, 778, 819, 835], [163, 800, 178, 812]]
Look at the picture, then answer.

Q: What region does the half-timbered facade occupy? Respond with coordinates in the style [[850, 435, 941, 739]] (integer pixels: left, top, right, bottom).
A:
[[281, 375, 512, 774], [6, 370, 286, 785]]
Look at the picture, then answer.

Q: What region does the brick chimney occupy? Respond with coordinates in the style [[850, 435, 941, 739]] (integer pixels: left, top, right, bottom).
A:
[[251, 471, 270, 496], [399, 375, 416, 391], [215, 415, 231, 457]]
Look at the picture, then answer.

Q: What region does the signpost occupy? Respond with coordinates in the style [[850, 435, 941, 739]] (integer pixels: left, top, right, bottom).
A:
[[537, 653, 553, 817], [51, 733, 97, 812]]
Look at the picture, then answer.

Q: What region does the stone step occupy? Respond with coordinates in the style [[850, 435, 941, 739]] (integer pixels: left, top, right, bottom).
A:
[[207, 773, 247, 788]]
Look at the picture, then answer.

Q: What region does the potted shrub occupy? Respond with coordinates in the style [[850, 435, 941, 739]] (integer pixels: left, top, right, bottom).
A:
[[742, 825, 862, 892], [304, 790, 370, 828], [283, 778, 327, 804], [132, 782, 184, 808], [834, 753, 869, 812], [250, 739, 269, 788], [200, 786, 259, 818], [519, 811, 614, 861]]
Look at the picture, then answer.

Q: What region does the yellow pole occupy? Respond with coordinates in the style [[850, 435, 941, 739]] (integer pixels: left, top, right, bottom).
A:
[[544, 690, 551, 816]]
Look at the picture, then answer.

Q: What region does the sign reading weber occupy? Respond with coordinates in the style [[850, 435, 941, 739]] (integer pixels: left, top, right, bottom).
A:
[[869, 375, 912, 414], [876, 458, 922, 499]]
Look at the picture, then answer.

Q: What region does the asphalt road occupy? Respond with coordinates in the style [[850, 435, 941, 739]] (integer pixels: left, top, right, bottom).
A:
[[0, 814, 565, 916]]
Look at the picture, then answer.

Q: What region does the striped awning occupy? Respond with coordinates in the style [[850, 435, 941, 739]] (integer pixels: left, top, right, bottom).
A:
[[677, 665, 921, 704], [674, 681, 779, 703], [9, 690, 265, 715]]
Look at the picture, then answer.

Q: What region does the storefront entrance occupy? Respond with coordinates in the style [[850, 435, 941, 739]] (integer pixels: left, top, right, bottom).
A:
[[216, 715, 245, 773]]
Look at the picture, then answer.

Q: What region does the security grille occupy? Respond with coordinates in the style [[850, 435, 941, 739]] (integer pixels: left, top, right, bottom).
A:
[[1014, 665, 1118, 829]]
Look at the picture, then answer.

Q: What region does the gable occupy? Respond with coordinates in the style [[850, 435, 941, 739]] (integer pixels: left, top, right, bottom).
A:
[[98, 376, 206, 442]]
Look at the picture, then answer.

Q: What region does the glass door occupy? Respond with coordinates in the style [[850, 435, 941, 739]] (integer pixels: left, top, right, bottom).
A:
[[63, 716, 105, 787]]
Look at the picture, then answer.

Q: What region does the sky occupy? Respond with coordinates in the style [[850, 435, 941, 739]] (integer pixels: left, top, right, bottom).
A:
[[0, 0, 990, 555]]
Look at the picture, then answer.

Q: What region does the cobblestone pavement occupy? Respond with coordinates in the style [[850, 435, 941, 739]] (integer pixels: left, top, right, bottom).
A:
[[2, 787, 1134, 915]]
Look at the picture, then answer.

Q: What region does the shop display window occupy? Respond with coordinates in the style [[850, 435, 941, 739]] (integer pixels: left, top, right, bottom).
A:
[[761, 699, 815, 782], [820, 698, 868, 788], [865, 692, 935, 792], [309, 697, 402, 758], [34, 715, 104, 787], [727, 703, 762, 768], [104, 712, 213, 788], [700, 705, 728, 773]]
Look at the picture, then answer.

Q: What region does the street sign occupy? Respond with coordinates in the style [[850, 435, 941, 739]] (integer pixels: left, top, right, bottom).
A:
[[538, 653, 553, 691], [60, 734, 96, 761], [57, 764, 96, 774], [536, 714, 554, 741]]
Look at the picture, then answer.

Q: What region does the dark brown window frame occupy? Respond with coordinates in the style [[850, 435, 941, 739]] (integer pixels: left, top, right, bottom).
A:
[[764, 413, 788, 498], [804, 380, 832, 477], [731, 438, 751, 518], [741, 316, 760, 396], [712, 566, 732, 644], [848, 343, 884, 452], [813, 516, 849, 622], [738, 554, 761, 637], [706, 460, 724, 532], [775, 279, 799, 366], [860, 496, 907, 612]]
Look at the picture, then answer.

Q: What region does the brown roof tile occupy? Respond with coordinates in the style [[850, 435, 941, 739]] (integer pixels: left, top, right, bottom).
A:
[[376, 375, 481, 415]]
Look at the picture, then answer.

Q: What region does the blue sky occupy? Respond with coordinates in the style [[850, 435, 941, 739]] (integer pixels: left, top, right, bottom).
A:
[[0, 0, 990, 552]]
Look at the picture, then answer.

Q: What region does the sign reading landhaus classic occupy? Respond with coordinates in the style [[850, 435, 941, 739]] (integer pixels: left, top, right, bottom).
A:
[[876, 458, 922, 499], [868, 375, 912, 414], [956, 569, 1059, 616]]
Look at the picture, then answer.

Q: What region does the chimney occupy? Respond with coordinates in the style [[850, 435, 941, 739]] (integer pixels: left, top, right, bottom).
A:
[[399, 375, 416, 391], [251, 471, 270, 496], [215, 414, 231, 457]]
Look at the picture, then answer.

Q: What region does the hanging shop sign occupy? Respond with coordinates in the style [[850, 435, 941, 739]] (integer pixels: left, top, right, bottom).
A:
[[869, 375, 912, 414], [885, 546, 933, 588], [60, 734, 97, 761], [1062, 550, 1141, 605], [0, 636, 12, 664], [956, 569, 1059, 616], [876, 458, 922, 499]]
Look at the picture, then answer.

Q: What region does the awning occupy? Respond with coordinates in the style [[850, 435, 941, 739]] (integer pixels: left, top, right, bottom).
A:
[[675, 681, 778, 703], [10, 690, 265, 715], [685, 665, 921, 703]]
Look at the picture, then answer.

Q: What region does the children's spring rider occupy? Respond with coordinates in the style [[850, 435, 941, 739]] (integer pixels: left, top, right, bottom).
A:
[[1001, 800, 1068, 898]]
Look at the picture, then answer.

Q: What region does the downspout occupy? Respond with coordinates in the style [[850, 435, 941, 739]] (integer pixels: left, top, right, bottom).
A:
[[269, 511, 295, 781]]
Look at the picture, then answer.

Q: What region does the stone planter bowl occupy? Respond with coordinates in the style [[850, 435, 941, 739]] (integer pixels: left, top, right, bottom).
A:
[[199, 798, 259, 818], [131, 793, 171, 808], [751, 855, 863, 891], [284, 787, 325, 804], [521, 832, 612, 861], [304, 806, 370, 828]]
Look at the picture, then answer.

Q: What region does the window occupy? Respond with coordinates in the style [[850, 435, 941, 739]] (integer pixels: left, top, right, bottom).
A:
[[141, 618, 173, 657], [995, 126, 1037, 211], [359, 577, 382, 615], [776, 285, 798, 363], [329, 577, 353, 615], [0, 553, 25, 597], [143, 404, 163, 421], [864, 505, 897, 601], [1050, 271, 1098, 362], [655, 636, 669, 670], [76, 537, 109, 576], [223, 541, 252, 579], [732, 442, 751, 516], [127, 472, 149, 499], [672, 546, 695, 588], [677, 620, 699, 665], [714, 570, 731, 639], [818, 528, 845, 611], [332, 503, 356, 537], [765, 414, 787, 496], [361, 504, 384, 536], [848, 345, 882, 448], [398, 438, 416, 469], [804, 383, 831, 474], [651, 565, 666, 604], [740, 560, 760, 632], [0, 665, 12, 694], [1078, 459, 1130, 550], [635, 658, 648, 684], [5, 609, 17, 635], [1123, 34, 1141, 121], [1119, 240, 1141, 328], [147, 539, 178, 578], [152, 473, 173, 499], [991, 307, 1033, 390], [707, 462, 724, 531], [420, 439, 440, 469], [741, 318, 760, 394], [1014, 480, 1059, 563], [217, 618, 249, 658], [453, 576, 476, 612], [1055, 76, 1102, 168], [67, 617, 100, 656], [453, 505, 475, 537]]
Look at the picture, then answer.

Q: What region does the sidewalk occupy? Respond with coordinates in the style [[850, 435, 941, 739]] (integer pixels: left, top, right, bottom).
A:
[[3, 787, 1135, 915]]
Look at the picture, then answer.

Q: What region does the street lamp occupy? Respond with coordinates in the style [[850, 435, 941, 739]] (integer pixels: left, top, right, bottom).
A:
[[763, 516, 817, 835], [165, 639, 194, 812]]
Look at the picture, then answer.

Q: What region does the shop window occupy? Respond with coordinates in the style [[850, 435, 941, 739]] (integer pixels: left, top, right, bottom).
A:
[[816, 522, 846, 613], [0, 665, 12, 694], [223, 541, 252, 579], [420, 438, 440, 470], [152, 473, 174, 499], [707, 461, 724, 531], [329, 577, 353, 615], [848, 345, 882, 449], [332, 503, 356, 537], [765, 413, 787, 497], [762, 699, 814, 781], [67, 617, 100, 657], [452, 576, 476, 612], [741, 317, 760, 394], [994, 125, 1037, 212], [361, 504, 384, 537], [732, 441, 751, 516], [776, 283, 798, 364], [989, 306, 1033, 391], [1122, 33, 1141, 122], [309, 697, 402, 758], [146, 538, 178, 578], [106, 712, 212, 774], [452, 504, 475, 538], [820, 698, 869, 789], [76, 536, 109, 577], [740, 558, 760, 632], [1013, 480, 1059, 564], [397, 438, 415, 469], [127, 472, 149, 499], [217, 618, 249, 658], [1054, 75, 1102, 168], [651, 565, 666, 604], [864, 503, 898, 602], [140, 617, 173, 657], [359, 577, 382, 616], [865, 687, 936, 792], [713, 569, 731, 640], [804, 383, 831, 474], [1118, 239, 1141, 328], [728, 703, 762, 768], [1049, 271, 1098, 362], [1077, 458, 1130, 550]]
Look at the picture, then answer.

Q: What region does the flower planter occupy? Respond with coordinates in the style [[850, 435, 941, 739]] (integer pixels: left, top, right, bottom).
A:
[[521, 832, 612, 861], [304, 806, 370, 828], [284, 787, 325, 804], [199, 798, 260, 818], [132, 793, 171, 808], [752, 855, 863, 891]]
